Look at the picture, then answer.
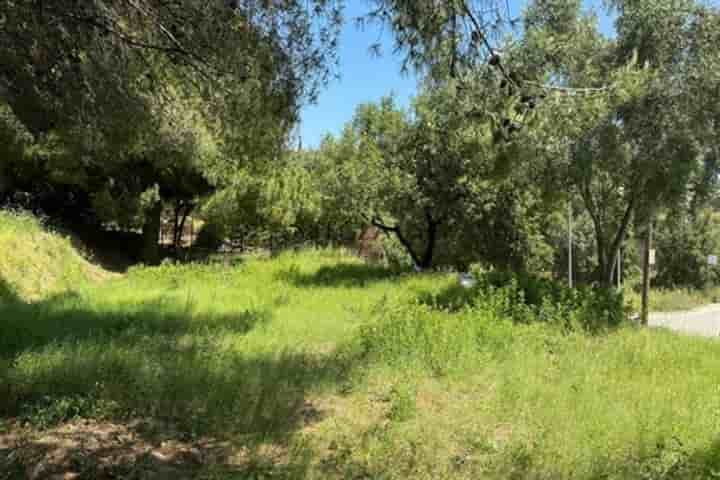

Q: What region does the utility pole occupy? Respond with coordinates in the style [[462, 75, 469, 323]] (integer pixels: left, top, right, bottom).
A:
[[568, 201, 573, 289], [641, 221, 653, 326]]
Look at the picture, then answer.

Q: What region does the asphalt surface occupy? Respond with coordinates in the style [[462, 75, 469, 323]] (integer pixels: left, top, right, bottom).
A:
[[649, 304, 720, 338]]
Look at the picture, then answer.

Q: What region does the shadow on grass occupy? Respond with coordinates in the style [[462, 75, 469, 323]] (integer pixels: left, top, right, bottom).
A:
[[0, 274, 358, 477], [0, 275, 356, 471], [276, 263, 398, 288], [0, 291, 270, 359], [0, 414, 321, 479]]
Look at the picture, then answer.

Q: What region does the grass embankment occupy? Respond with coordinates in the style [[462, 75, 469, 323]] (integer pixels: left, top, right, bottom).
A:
[[0, 211, 104, 300], [2, 212, 720, 478]]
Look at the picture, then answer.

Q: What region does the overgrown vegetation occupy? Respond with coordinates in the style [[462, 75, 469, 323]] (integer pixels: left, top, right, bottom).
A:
[[0, 211, 103, 300], [3, 0, 720, 476], [2, 216, 720, 478], [627, 285, 720, 313]]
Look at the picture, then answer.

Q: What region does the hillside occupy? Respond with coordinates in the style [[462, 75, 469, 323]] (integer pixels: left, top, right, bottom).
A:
[[0, 210, 106, 301]]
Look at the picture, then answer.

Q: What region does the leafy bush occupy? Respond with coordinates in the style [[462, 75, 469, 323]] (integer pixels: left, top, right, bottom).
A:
[[381, 234, 414, 271], [194, 222, 225, 251], [357, 298, 514, 373], [420, 269, 627, 332]]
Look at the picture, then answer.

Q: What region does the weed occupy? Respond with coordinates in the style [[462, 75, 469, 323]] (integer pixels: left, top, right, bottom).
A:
[[3, 213, 720, 478], [388, 382, 417, 422]]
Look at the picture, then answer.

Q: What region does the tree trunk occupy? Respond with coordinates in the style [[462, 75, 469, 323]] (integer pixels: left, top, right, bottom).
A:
[[393, 227, 422, 268], [604, 195, 636, 287], [141, 201, 163, 265], [591, 193, 637, 289], [371, 218, 422, 268], [172, 202, 182, 248], [419, 211, 439, 269], [175, 204, 192, 249], [371, 211, 440, 270]]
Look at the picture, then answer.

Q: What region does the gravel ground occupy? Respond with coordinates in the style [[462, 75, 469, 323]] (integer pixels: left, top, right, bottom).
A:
[[649, 304, 720, 338]]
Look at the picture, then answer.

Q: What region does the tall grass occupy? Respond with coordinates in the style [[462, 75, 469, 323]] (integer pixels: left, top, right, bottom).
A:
[[626, 285, 720, 312], [3, 213, 720, 478], [0, 210, 101, 300]]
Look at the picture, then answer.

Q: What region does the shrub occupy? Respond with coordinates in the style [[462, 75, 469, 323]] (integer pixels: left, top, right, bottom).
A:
[[420, 269, 627, 332], [194, 222, 225, 251], [357, 298, 514, 374], [381, 234, 414, 271]]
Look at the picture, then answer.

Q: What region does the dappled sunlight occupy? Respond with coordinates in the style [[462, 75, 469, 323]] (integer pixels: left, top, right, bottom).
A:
[[4, 0, 720, 475], [3, 250, 720, 478], [0, 271, 359, 444], [0, 291, 271, 359]]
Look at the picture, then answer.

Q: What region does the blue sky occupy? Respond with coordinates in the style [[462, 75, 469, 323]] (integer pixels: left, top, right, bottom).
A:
[[299, 1, 615, 148]]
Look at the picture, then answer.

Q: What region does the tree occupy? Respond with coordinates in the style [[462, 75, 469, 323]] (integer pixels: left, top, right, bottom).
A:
[[333, 86, 546, 271], [655, 207, 720, 289], [0, 0, 343, 263], [364, 0, 516, 80], [517, 0, 720, 287]]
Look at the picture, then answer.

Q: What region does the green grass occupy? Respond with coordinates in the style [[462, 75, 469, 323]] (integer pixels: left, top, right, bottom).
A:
[[627, 285, 720, 312], [0, 210, 104, 300], [3, 214, 720, 478]]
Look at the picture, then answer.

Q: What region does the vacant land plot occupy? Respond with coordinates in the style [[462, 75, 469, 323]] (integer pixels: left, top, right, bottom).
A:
[[2, 214, 720, 479]]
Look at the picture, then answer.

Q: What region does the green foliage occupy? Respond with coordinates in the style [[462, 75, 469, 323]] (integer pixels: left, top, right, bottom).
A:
[[304, 86, 552, 270], [364, 0, 517, 80], [418, 269, 627, 331], [380, 234, 415, 271], [194, 222, 226, 252], [2, 215, 720, 478], [0, 0, 343, 263], [655, 209, 720, 289], [387, 382, 417, 422], [504, 0, 720, 287]]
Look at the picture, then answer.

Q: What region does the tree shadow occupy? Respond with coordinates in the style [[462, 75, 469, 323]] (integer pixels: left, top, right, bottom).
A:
[[276, 263, 398, 288], [60, 223, 144, 273], [0, 276, 17, 303], [0, 415, 320, 479], [0, 285, 356, 478], [0, 291, 271, 359], [0, 281, 352, 478]]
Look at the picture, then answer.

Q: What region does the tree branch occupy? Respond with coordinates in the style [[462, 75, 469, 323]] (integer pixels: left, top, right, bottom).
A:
[[370, 215, 422, 267]]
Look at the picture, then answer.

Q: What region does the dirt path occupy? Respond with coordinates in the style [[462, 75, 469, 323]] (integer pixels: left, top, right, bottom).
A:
[[649, 304, 720, 338]]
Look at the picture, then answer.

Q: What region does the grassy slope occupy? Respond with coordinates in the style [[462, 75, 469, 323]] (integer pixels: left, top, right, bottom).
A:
[[0, 211, 104, 301], [1, 215, 720, 478]]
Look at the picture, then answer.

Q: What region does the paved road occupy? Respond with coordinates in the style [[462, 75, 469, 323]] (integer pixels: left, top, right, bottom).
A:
[[649, 304, 720, 337]]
